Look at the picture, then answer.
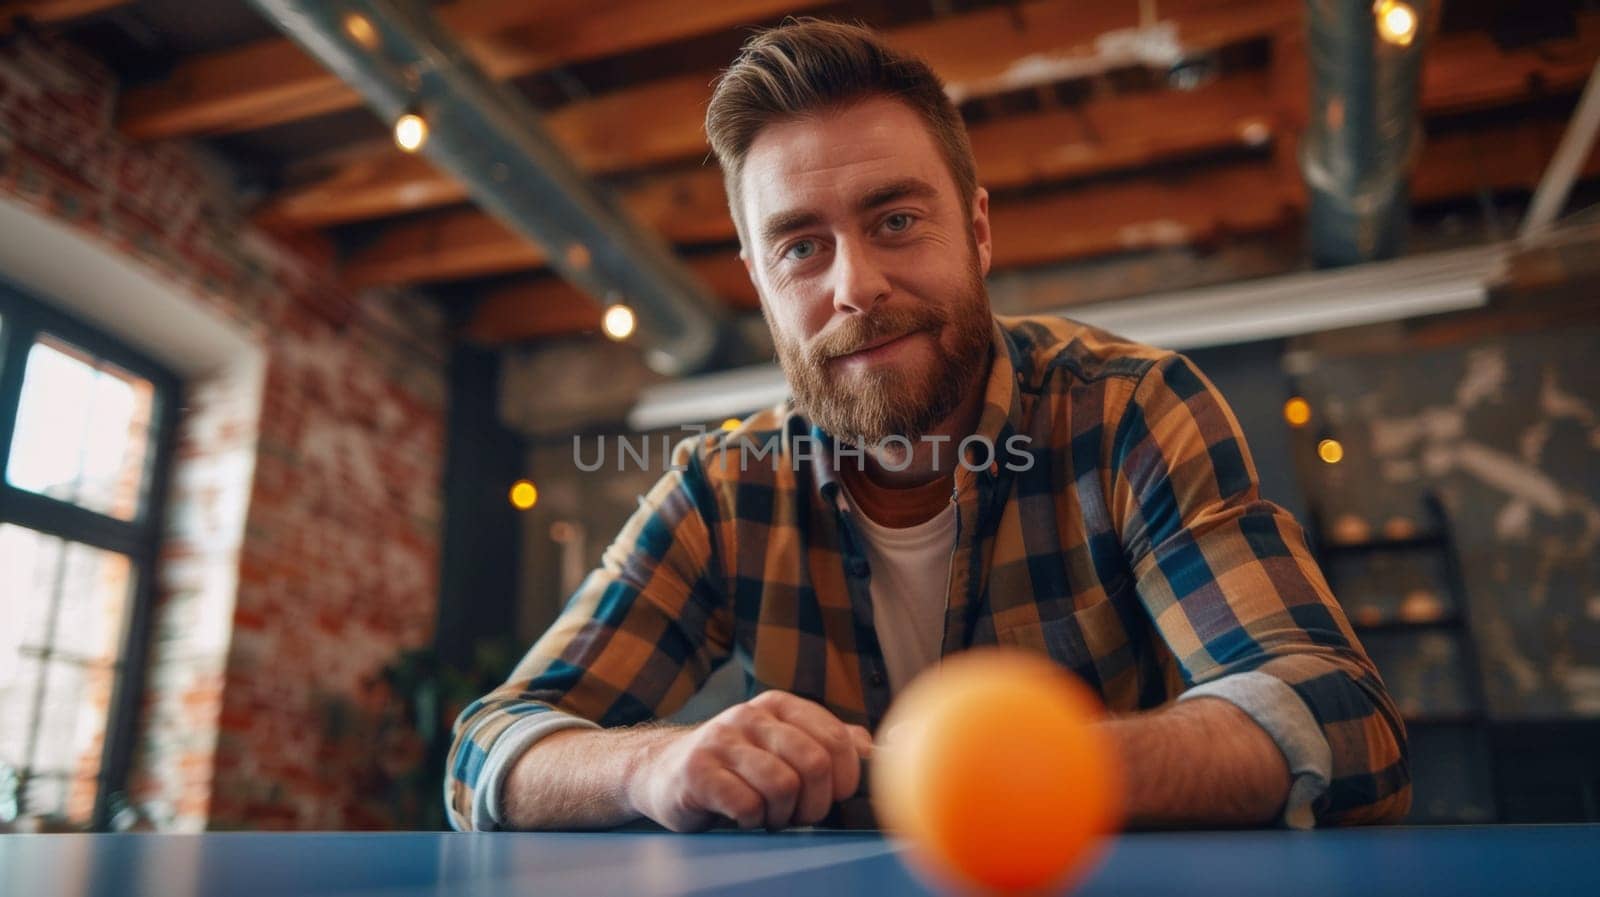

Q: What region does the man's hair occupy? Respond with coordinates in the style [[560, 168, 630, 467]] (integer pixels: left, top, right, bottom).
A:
[[705, 19, 978, 249]]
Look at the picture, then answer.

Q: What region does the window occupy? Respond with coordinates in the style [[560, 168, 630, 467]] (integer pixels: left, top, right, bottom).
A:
[[0, 281, 178, 830], [8, 336, 156, 520]]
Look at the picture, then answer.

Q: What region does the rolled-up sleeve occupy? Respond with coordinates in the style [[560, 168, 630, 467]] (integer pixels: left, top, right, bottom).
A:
[[443, 438, 733, 831], [1108, 353, 1411, 825], [1179, 671, 1333, 829]]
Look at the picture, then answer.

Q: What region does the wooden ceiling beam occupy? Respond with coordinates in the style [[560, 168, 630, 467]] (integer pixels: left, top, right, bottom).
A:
[[262, 9, 1597, 232], [344, 36, 1599, 292], [118, 0, 826, 140], [342, 175, 745, 288], [900, 0, 1296, 100], [256, 0, 1296, 224], [459, 160, 1290, 342], [969, 71, 1275, 189], [1420, 14, 1600, 114], [255, 73, 714, 230], [462, 113, 1600, 344], [278, 68, 1278, 236], [588, 0, 1293, 176], [258, 152, 456, 230], [344, 207, 545, 288], [463, 282, 602, 343], [989, 165, 1293, 269], [342, 71, 1282, 287], [0, 0, 121, 16], [1410, 118, 1598, 204], [0, 0, 125, 32], [348, 102, 1596, 289], [463, 254, 753, 343]]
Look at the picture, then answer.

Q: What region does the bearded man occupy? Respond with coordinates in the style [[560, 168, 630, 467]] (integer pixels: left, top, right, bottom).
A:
[[446, 19, 1410, 834]]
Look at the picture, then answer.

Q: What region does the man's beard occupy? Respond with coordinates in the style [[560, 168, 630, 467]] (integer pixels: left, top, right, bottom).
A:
[[769, 263, 992, 445]]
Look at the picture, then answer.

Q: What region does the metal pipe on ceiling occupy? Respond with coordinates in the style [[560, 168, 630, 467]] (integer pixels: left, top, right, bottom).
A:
[[245, 0, 728, 375], [1300, 0, 1432, 267]]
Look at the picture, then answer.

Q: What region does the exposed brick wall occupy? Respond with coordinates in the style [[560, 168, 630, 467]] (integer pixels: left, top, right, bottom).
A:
[[214, 297, 444, 830], [0, 35, 447, 830], [138, 362, 264, 829]]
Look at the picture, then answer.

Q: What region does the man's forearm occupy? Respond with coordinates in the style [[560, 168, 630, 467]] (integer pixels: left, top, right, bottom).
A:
[[1103, 697, 1291, 828], [499, 696, 1288, 831], [501, 725, 681, 830], [500, 692, 873, 832]]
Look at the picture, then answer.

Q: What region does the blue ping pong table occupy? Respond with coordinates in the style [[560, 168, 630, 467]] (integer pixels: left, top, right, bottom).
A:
[[2, 825, 1598, 896]]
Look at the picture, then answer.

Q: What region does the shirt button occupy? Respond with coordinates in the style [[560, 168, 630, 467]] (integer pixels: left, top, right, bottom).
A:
[[869, 669, 885, 687], [847, 558, 869, 578]]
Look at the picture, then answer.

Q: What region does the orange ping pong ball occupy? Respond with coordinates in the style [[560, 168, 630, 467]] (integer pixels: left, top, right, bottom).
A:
[[871, 648, 1124, 895]]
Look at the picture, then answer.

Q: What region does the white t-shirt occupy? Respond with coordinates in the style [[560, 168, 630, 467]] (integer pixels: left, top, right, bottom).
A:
[[842, 491, 957, 692]]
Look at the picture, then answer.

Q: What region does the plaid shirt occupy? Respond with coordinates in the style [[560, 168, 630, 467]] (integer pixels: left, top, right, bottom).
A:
[[447, 315, 1411, 829]]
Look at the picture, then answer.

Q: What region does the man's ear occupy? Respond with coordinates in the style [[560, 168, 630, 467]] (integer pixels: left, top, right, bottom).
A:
[[971, 186, 993, 276]]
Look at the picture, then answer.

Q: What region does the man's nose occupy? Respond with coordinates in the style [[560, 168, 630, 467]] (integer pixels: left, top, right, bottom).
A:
[[831, 237, 890, 315]]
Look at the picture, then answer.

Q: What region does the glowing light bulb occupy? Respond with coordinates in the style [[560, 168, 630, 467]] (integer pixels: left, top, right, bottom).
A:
[[343, 12, 379, 50], [720, 418, 741, 432], [1374, 0, 1418, 47], [602, 304, 636, 340], [394, 112, 428, 153], [1283, 397, 1312, 428], [509, 479, 538, 510], [1317, 438, 1345, 465]]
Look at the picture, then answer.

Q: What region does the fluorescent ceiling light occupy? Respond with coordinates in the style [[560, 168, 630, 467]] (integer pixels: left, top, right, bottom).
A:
[[628, 364, 789, 432], [1067, 244, 1499, 350], [628, 244, 1506, 431]]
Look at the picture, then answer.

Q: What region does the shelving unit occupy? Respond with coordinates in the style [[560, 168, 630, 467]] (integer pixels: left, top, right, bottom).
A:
[[1312, 491, 1499, 824]]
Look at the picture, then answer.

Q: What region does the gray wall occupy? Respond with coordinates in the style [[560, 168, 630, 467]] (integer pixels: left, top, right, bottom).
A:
[[1184, 339, 1310, 523]]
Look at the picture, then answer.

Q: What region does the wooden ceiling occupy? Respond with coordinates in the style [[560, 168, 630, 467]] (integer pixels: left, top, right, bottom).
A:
[[16, 0, 1600, 347]]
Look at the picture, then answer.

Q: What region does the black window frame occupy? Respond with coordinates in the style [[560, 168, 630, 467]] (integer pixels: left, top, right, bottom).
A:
[[0, 276, 181, 831]]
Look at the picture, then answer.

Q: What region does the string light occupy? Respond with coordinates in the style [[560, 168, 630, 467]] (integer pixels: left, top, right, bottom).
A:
[[1374, 0, 1418, 47], [1317, 438, 1345, 465], [1283, 397, 1312, 428], [509, 479, 538, 510], [394, 110, 429, 153], [342, 12, 379, 50], [602, 304, 637, 340]]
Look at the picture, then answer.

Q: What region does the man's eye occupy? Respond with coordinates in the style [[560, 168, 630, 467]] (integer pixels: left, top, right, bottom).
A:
[[785, 239, 818, 261], [883, 213, 913, 233]]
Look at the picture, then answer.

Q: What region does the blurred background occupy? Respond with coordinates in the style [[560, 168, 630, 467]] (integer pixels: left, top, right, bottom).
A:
[[0, 0, 1595, 833]]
